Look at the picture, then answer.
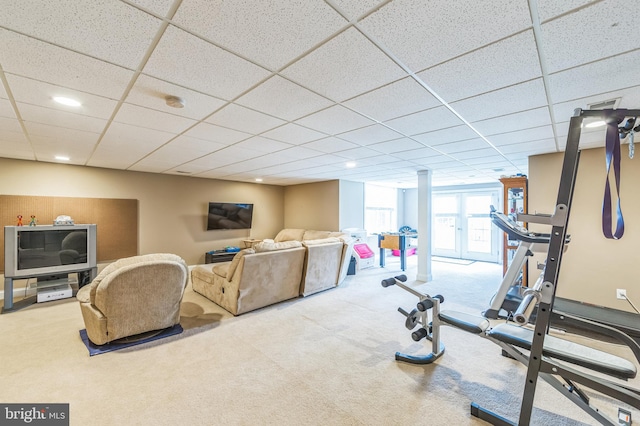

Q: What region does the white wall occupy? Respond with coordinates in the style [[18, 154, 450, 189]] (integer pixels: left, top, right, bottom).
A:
[[339, 180, 364, 231]]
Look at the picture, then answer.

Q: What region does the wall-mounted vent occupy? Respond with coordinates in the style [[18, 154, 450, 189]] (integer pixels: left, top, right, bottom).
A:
[[588, 98, 620, 110]]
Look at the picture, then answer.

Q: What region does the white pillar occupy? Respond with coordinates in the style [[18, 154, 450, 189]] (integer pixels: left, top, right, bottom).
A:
[[417, 169, 432, 282]]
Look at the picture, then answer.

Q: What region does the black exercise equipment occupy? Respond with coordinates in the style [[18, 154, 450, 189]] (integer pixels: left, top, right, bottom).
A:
[[383, 108, 640, 425], [487, 205, 640, 344]]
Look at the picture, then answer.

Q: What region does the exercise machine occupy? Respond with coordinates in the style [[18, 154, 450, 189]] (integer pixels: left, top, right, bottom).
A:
[[382, 108, 640, 425], [381, 274, 445, 364], [487, 205, 640, 343]]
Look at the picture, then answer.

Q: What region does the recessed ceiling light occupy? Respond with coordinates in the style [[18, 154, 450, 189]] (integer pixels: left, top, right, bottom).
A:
[[346, 162, 356, 168], [255, 178, 263, 182], [55, 155, 70, 161], [585, 120, 606, 128], [53, 96, 81, 107]]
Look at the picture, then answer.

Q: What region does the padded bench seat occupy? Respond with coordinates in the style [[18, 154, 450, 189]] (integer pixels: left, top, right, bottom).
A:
[[438, 310, 636, 380], [489, 323, 637, 380]]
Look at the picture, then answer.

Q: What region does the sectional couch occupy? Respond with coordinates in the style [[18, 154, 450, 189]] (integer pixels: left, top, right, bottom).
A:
[[191, 229, 354, 315]]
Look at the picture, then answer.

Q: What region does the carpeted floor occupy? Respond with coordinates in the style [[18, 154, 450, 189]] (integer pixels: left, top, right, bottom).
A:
[[0, 256, 637, 425]]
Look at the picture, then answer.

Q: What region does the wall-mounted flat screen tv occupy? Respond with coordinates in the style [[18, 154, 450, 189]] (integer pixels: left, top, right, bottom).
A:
[[207, 203, 253, 230], [4, 224, 97, 279]]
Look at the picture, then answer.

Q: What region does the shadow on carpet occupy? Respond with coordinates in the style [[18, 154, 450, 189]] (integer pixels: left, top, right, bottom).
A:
[[79, 324, 183, 356]]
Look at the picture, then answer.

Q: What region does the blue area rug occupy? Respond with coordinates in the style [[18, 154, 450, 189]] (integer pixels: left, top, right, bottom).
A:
[[79, 324, 183, 356]]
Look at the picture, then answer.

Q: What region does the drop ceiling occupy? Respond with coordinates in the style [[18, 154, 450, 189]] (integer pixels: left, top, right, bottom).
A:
[[1, 0, 639, 188]]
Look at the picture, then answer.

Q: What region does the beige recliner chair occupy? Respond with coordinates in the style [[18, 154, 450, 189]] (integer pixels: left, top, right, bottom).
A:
[[76, 253, 189, 345]]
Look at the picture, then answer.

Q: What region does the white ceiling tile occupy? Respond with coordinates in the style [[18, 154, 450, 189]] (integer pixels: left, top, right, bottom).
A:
[[26, 121, 100, 144], [206, 103, 286, 134], [369, 137, 424, 154], [17, 103, 107, 134], [536, 0, 599, 21], [487, 126, 555, 147], [127, 0, 176, 17], [0, 135, 33, 160], [541, 0, 639, 73], [301, 137, 360, 154], [281, 27, 407, 102], [132, 135, 227, 169], [236, 75, 333, 121], [343, 77, 441, 122], [143, 25, 270, 100], [184, 122, 252, 145], [385, 106, 463, 136], [6, 74, 118, 120], [497, 138, 558, 155], [338, 124, 404, 145], [471, 108, 552, 135], [173, 0, 347, 70], [277, 146, 324, 161], [334, 146, 382, 160], [295, 105, 374, 134], [450, 147, 504, 161], [359, 0, 532, 71], [435, 138, 489, 154], [417, 31, 541, 102], [393, 147, 441, 160], [0, 1, 161, 69], [115, 103, 196, 134], [261, 123, 326, 145], [451, 79, 548, 122], [126, 74, 227, 120], [207, 145, 262, 163], [90, 122, 174, 168], [0, 80, 7, 99], [0, 29, 134, 99], [234, 136, 292, 154], [330, 0, 388, 21], [0, 116, 22, 133], [549, 51, 640, 103], [412, 125, 479, 146]]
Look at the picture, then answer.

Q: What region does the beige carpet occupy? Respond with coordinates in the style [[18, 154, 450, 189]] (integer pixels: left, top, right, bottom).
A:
[[1, 257, 637, 425]]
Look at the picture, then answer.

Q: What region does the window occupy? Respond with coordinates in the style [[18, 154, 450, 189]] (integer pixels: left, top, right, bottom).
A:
[[364, 184, 397, 234]]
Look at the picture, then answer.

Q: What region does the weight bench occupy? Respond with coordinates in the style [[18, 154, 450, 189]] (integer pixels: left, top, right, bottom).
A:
[[437, 309, 640, 424], [439, 310, 637, 380]]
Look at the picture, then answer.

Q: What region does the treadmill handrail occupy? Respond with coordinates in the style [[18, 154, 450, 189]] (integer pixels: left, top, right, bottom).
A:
[[490, 210, 558, 244]]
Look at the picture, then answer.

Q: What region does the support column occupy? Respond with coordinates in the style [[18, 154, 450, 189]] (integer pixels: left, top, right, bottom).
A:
[[417, 170, 432, 282]]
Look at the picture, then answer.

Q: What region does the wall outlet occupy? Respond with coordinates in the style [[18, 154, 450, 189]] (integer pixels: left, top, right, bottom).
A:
[[616, 289, 627, 300]]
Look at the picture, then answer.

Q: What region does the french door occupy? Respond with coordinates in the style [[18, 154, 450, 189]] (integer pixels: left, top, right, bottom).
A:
[[432, 191, 499, 262]]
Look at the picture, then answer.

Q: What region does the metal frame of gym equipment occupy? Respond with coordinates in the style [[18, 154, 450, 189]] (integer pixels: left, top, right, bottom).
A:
[[486, 207, 640, 343], [382, 108, 640, 425]]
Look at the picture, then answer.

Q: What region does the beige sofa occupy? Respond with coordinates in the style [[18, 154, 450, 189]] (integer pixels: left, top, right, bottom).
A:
[[273, 229, 354, 296], [77, 253, 189, 345], [191, 241, 306, 315], [191, 229, 354, 315]]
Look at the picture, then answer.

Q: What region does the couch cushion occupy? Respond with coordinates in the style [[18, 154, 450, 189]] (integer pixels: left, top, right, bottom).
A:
[[254, 240, 302, 252], [274, 229, 305, 242], [303, 230, 332, 240], [302, 237, 341, 246], [226, 248, 254, 279], [212, 263, 230, 278]]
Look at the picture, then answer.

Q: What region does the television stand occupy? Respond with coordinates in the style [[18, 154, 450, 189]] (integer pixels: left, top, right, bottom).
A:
[[2, 267, 97, 313]]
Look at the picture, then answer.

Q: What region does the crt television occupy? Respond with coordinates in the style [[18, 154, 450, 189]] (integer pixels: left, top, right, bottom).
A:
[[3, 224, 97, 279], [207, 203, 253, 230]]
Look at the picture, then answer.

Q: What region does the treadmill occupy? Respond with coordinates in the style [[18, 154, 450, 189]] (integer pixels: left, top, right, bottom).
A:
[[487, 206, 640, 343]]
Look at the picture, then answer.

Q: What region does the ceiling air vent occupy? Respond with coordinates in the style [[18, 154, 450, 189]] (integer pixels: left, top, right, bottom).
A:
[[588, 98, 620, 110]]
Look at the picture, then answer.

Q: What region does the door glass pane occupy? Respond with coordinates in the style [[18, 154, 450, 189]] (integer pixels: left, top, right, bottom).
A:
[[467, 217, 491, 253], [465, 195, 492, 254], [434, 216, 456, 250]]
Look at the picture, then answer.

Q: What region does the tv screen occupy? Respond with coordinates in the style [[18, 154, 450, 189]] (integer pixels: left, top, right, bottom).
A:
[[4, 224, 97, 279], [207, 203, 253, 230]]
